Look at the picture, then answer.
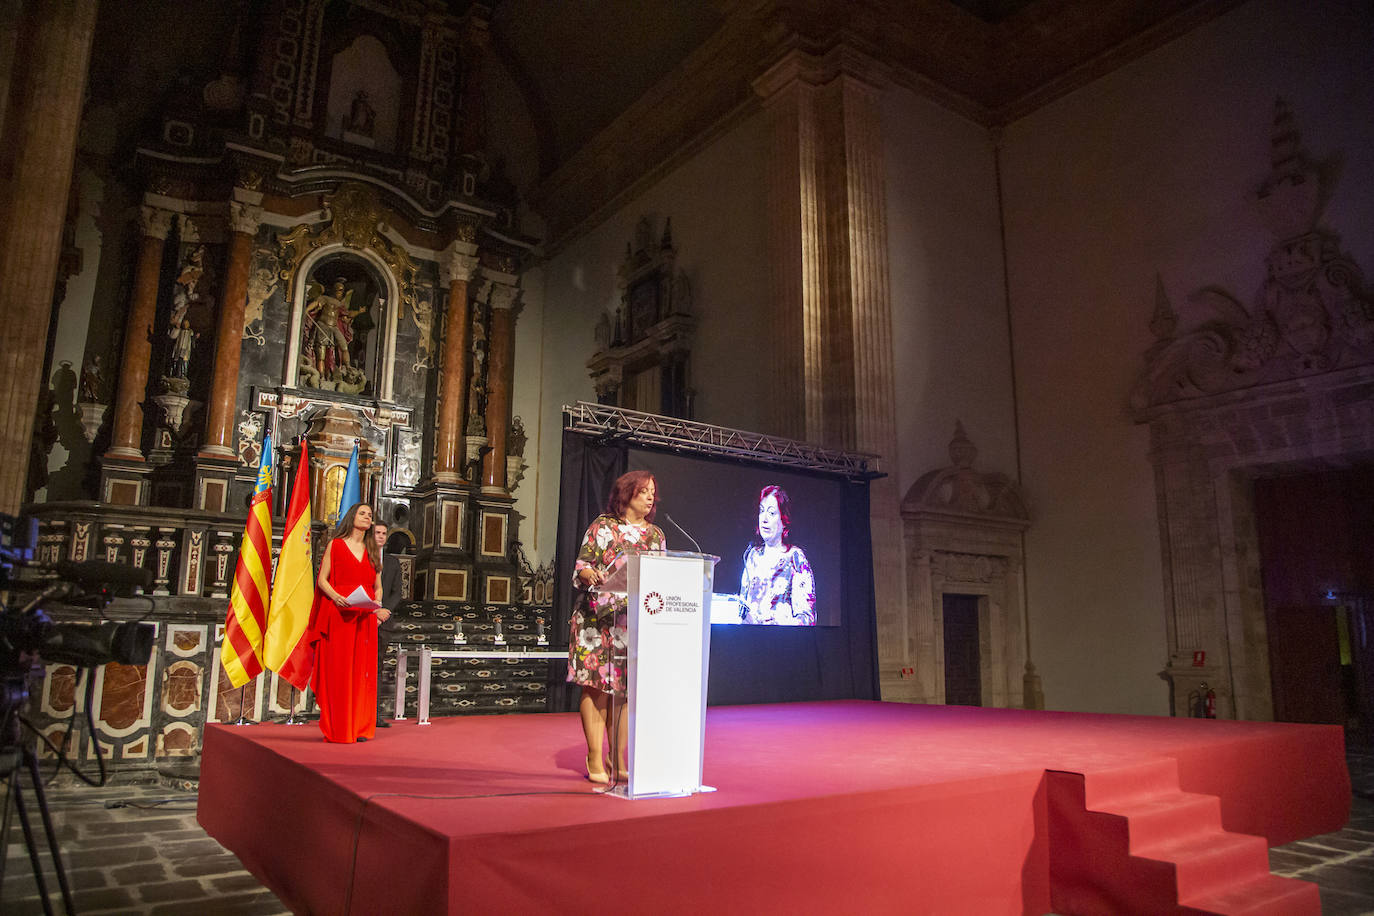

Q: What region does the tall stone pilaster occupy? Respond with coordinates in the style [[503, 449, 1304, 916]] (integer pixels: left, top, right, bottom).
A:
[[0, 0, 98, 513], [755, 46, 907, 694]]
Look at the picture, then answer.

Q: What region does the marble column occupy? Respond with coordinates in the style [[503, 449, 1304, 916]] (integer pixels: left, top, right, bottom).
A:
[[193, 199, 259, 512], [0, 0, 98, 513], [481, 281, 519, 494], [199, 200, 260, 460], [433, 248, 478, 481], [105, 207, 174, 462]]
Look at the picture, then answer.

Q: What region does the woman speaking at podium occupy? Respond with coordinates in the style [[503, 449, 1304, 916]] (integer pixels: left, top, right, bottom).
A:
[[569, 470, 665, 783]]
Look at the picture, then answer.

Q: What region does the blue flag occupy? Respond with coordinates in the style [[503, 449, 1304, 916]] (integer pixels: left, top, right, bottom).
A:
[[337, 442, 360, 521]]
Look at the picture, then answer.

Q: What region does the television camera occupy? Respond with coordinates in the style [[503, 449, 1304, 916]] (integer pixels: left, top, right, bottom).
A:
[[0, 514, 156, 913]]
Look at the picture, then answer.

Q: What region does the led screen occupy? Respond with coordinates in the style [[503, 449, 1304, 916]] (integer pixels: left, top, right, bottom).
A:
[[626, 449, 842, 627]]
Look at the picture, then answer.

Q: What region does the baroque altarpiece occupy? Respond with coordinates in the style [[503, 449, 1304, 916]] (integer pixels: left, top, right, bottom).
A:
[[26, 0, 549, 771]]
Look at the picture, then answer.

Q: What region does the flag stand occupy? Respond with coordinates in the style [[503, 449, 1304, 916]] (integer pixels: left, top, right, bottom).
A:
[[231, 685, 252, 726], [282, 686, 307, 725]]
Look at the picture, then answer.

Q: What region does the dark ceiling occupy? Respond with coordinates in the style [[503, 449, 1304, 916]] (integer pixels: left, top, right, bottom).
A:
[[486, 0, 1242, 179]]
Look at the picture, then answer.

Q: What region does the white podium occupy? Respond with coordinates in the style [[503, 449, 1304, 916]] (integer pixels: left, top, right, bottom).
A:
[[598, 549, 717, 799]]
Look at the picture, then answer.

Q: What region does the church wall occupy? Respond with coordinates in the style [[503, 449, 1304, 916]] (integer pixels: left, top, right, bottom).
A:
[[533, 110, 772, 554], [510, 262, 547, 558], [998, 0, 1374, 713], [881, 86, 1017, 502], [41, 166, 106, 500]]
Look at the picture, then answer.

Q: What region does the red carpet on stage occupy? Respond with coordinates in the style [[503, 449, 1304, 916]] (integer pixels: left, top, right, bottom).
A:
[[197, 701, 1347, 915]]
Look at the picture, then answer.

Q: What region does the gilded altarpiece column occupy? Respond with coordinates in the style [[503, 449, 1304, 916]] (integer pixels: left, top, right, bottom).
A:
[[755, 46, 906, 696]]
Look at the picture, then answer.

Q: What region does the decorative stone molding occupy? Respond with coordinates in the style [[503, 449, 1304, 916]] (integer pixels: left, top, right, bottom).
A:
[[1133, 100, 1373, 411], [896, 423, 1031, 709], [228, 200, 263, 236], [586, 216, 695, 417], [489, 280, 521, 313], [139, 205, 175, 240], [442, 249, 479, 285]]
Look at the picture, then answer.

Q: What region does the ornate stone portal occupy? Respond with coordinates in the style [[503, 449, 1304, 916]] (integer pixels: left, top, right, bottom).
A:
[[1132, 101, 1374, 719], [896, 423, 1031, 708]]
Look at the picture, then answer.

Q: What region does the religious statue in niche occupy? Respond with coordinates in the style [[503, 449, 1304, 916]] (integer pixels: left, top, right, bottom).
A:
[[79, 354, 104, 404], [167, 319, 199, 381], [162, 245, 215, 395], [298, 263, 382, 395], [465, 294, 489, 436], [343, 90, 376, 138]]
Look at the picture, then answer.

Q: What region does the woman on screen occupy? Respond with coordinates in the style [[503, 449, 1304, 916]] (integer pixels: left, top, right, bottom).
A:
[[739, 485, 816, 626], [568, 470, 666, 783]]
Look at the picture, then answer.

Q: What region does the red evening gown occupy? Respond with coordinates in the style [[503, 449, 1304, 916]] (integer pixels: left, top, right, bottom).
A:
[[309, 538, 379, 743]]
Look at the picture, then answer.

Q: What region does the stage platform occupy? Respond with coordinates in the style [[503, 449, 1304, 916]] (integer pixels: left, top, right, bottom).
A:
[[198, 701, 1348, 915]]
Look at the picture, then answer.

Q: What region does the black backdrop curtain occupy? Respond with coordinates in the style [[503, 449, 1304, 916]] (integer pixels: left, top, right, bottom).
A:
[[548, 430, 879, 711], [547, 431, 628, 712]]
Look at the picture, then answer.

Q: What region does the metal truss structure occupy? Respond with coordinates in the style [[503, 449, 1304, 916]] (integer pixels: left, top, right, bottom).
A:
[[562, 402, 881, 479]]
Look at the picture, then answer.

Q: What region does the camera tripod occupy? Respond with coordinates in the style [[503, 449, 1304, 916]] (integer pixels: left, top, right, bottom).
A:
[[0, 697, 75, 916]]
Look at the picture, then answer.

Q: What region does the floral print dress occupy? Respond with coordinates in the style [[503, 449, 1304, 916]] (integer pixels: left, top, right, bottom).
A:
[[739, 544, 816, 625], [567, 514, 667, 694]]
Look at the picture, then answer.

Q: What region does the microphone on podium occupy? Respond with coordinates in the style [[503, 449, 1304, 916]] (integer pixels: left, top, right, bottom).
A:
[[662, 512, 701, 553]]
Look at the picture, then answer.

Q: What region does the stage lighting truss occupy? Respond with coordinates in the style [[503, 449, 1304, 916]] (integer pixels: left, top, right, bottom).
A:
[[562, 402, 882, 479]]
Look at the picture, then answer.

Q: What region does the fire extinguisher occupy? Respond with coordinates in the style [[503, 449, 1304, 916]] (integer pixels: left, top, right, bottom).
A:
[[1190, 683, 1218, 718]]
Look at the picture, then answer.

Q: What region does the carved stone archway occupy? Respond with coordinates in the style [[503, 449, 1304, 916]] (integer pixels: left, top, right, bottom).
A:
[[1133, 101, 1374, 719], [897, 422, 1031, 708]]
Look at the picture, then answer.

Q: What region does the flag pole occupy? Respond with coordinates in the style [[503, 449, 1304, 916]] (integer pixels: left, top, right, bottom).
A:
[[232, 684, 251, 726], [283, 685, 306, 725]]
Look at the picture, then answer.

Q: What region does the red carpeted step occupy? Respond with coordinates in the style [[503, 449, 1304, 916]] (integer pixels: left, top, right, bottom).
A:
[[1132, 830, 1271, 899], [1180, 873, 1322, 916], [1080, 758, 1185, 808], [1104, 790, 1224, 851], [1049, 763, 1323, 915]]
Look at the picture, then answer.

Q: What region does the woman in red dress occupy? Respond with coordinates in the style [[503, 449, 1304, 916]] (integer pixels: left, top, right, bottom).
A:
[[310, 502, 392, 742]]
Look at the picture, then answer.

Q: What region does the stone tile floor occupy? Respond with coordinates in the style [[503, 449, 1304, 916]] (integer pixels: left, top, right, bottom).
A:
[[2, 742, 1372, 914]]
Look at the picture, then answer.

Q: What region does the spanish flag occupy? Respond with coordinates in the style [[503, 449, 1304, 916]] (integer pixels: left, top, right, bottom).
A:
[[220, 434, 273, 687], [264, 440, 315, 690]]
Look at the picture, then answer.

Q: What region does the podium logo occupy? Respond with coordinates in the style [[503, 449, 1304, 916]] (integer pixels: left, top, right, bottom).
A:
[[644, 591, 665, 615]]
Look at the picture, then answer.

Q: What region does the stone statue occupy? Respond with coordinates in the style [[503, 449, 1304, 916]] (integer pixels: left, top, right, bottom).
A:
[[508, 416, 527, 458], [79, 354, 103, 403], [168, 318, 197, 380]]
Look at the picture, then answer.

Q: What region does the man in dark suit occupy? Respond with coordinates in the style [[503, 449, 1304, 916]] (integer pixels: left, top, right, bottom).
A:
[[374, 523, 404, 727]]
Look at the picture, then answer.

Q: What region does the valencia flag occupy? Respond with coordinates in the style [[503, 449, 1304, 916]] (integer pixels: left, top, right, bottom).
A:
[[265, 440, 315, 690], [220, 434, 273, 687]]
